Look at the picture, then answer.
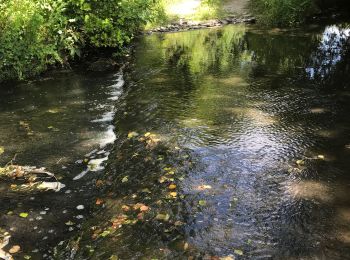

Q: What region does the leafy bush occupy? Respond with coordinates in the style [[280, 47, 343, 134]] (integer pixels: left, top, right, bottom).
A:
[[0, 0, 161, 81], [251, 0, 318, 26], [0, 0, 82, 81], [65, 0, 160, 48]]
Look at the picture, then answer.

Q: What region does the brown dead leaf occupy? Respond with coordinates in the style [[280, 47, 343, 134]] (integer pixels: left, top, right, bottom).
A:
[[96, 180, 104, 187], [95, 198, 104, 205], [122, 205, 131, 212], [196, 185, 212, 191], [9, 245, 21, 254]]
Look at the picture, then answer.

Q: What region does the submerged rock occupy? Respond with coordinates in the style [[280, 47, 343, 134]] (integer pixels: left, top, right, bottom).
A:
[[88, 58, 117, 72]]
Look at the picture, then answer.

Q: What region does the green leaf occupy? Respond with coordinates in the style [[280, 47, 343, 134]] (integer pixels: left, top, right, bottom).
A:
[[155, 213, 170, 221], [101, 230, 110, 237], [19, 212, 29, 218], [234, 249, 243, 255], [0, 147, 4, 155], [198, 200, 207, 206]]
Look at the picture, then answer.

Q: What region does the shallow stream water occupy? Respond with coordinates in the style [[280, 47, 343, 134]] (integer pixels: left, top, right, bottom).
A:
[[1, 23, 350, 259]]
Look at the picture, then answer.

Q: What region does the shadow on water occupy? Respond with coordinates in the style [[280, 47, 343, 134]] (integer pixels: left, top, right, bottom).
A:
[[2, 22, 350, 259], [0, 71, 125, 259]]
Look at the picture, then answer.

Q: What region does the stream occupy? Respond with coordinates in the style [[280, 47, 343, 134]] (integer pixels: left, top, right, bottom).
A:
[[1, 23, 350, 259]]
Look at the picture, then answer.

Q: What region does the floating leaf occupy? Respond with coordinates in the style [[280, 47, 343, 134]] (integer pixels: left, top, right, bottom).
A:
[[317, 155, 325, 160], [127, 131, 139, 139], [65, 221, 74, 226], [220, 256, 234, 260], [9, 245, 21, 254], [174, 221, 184, 226], [96, 179, 104, 187], [159, 176, 167, 183], [96, 198, 104, 205], [196, 185, 212, 191], [122, 176, 129, 183], [296, 160, 305, 165], [198, 200, 207, 206], [184, 242, 189, 250], [169, 192, 177, 198], [19, 212, 29, 218], [122, 205, 131, 211], [0, 147, 4, 155], [168, 184, 177, 190], [47, 109, 59, 114], [140, 205, 149, 212], [100, 230, 110, 237], [156, 213, 170, 221], [137, 212, 144, 220], [234, 249, 243, 256], [24, 255, 31, 260], [144, 132, 151, 137]]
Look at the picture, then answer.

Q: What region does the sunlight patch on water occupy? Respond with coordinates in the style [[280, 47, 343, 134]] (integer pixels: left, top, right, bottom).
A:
[[285, 180, 333, 202], [306, 25, 350, 79]]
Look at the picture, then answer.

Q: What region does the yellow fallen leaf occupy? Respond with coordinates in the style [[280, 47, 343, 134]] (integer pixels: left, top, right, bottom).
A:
[[234, 249, 243, 255], [122, 205, 131, 211], [296, 160, 305, 165], [174, 221, 184, 226], [127, 131, 139, 139], [155, 213, 170, 221], [168, 184, 177, 190], [184, 242, 189, 250]]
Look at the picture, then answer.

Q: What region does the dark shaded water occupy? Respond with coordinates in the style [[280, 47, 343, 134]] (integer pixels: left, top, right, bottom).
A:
[[1, 24, 350, 259]]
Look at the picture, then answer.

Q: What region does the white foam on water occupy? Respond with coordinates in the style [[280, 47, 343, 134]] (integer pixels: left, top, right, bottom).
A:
[[74, 72, 124, 181]]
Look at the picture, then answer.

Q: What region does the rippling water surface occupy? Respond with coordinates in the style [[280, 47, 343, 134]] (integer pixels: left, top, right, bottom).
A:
[[1, 23, 350, 259]]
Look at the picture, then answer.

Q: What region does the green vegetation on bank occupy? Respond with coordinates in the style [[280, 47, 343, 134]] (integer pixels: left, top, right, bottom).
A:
[[251, 0, 317, 26], [0, 0, 162, 82], [251, 0, 350, 26]]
